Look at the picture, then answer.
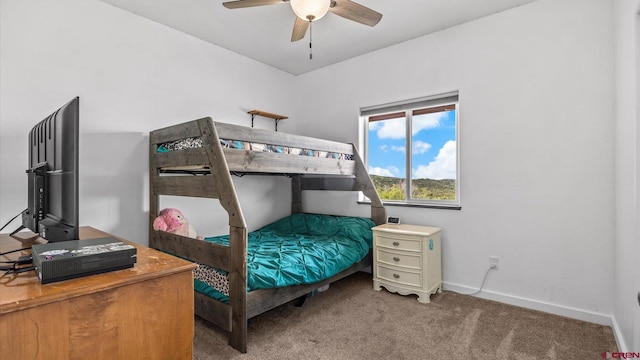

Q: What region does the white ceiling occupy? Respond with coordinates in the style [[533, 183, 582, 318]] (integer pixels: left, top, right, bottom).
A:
[[99, 0, 540, 75]]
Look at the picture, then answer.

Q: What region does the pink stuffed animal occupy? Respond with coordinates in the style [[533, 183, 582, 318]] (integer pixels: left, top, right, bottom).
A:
[[153, 208, 203, 240]]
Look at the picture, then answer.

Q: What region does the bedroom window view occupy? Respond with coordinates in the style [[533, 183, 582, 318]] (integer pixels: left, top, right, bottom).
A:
[[363, 94, 459, 208]]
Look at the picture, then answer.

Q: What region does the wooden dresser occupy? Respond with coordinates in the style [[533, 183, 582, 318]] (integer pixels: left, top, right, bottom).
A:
[[0, 227, 197, 359], [372, 223, 442, 303]]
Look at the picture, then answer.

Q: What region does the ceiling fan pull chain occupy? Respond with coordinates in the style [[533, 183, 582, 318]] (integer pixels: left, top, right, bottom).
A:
[[309, 18, 313, 60]]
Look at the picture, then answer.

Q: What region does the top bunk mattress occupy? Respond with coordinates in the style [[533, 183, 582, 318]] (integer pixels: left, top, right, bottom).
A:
[[194, 213, 375, 301]]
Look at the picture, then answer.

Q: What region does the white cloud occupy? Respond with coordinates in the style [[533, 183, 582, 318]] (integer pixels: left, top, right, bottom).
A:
[[412, 112, 446, 135], [372, 118, 405, 139], [413, 141, 456, 180], [379, 144, 405, 153], [369, 165, 401, 177], [412, 140, 431, 155], [371, 112, 447, 140], [368, 121, 381, 131]]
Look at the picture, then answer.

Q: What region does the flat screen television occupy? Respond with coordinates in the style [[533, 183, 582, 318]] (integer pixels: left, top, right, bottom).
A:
[[12, 97, 80, 242]]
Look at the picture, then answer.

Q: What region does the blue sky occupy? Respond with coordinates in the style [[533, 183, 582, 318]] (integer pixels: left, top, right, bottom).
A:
[[368, 110, 456, 180]]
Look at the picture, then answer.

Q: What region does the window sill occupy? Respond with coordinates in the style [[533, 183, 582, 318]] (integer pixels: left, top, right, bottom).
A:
[[358, 200, 461, 210]]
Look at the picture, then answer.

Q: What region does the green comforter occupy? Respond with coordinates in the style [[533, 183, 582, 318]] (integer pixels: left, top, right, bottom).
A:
[[195, 213, 374, 298]]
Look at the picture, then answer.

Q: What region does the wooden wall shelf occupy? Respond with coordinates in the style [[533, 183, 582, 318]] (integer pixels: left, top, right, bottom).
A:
[[248, 110, 288, 131]]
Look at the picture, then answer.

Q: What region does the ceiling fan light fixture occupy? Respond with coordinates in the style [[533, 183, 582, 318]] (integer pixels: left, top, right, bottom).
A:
[[290, 0, 330, 21]]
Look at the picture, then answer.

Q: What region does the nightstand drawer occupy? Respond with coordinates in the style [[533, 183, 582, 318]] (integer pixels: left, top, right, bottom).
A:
[[375, 234, 421, 252], [376, 265, 422, 288], [376, 248, 421, 270]]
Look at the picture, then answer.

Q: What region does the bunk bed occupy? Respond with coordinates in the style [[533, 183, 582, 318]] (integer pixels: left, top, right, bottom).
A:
[[149, 117, 386, 353]]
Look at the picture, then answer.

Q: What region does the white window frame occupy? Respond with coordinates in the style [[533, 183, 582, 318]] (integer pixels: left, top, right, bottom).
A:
[[359, 92, 461, 209]]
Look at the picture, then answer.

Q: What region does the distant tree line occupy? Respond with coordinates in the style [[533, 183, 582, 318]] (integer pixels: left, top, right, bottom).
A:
[[371, 175, 456, 201]]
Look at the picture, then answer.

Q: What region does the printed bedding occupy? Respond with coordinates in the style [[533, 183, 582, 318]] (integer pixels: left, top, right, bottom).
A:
[[157, 136, 353, 160], [193, 213, 375, 303]]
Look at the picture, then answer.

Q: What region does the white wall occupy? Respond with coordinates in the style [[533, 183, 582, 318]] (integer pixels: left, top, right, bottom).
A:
[[0, 0, 298, 244], [613, 0, 640, 351], [294, 0, 616, 324]]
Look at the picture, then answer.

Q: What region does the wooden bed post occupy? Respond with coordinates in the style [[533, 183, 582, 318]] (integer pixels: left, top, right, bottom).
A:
[[149, 137, 160, 248], [228, 225, 247, 352], [291, 175, 302, 214]]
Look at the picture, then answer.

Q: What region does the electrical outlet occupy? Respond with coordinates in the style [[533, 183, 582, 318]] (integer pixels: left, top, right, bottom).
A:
[[490, 256, 499, 270]]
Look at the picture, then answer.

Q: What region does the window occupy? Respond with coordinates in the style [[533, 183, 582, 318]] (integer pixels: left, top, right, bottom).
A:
[[360, 93, 460, 208]]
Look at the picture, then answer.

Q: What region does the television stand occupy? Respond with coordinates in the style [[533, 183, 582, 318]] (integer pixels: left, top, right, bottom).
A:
[[0, 226, 197, 359]]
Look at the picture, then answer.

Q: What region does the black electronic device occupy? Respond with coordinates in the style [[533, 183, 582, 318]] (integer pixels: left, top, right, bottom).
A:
[[387, 216, 401, 225], [31, 237, 137, 284], [12, 97, 80, 242]]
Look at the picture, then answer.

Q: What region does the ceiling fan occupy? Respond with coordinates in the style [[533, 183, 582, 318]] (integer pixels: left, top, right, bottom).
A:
[[222, 0, 382, 43]]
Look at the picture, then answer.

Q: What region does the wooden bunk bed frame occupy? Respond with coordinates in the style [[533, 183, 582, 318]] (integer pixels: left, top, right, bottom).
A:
[[149, 117, 385, 353]]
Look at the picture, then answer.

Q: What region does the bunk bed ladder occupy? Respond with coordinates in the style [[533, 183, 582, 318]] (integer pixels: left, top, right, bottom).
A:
[[149, 117, 250, 353], [197, 118, 249, 353]]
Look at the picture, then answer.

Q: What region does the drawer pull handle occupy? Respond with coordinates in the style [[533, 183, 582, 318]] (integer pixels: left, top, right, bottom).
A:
[[393, 273, 400, 279], [392, 241, 400, 247], [393, 257, 400, 262]]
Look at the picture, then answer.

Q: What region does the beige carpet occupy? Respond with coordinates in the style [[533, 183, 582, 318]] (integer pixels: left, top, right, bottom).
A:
[[193, 272, 617, 359]]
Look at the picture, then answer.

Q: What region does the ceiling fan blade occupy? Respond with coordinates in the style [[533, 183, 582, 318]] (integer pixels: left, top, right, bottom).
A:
[[223, 0, 287, 9], [291, 17, 309, 42], [329, 0, 382, 27]]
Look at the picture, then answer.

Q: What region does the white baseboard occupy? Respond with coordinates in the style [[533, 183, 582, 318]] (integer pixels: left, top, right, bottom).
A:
[[609, 316, 629, 352], [442, 281, 613, 326]]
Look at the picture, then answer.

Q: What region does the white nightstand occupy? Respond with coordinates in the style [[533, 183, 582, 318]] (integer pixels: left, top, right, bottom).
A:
[[372, 223, 442, 303]]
